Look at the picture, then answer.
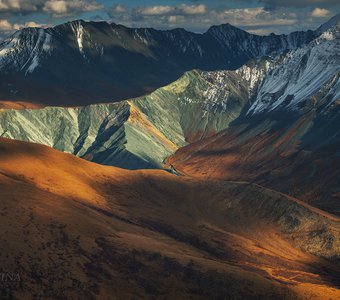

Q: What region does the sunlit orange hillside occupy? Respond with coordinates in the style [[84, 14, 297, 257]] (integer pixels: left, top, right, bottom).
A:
[[0, 138, 339, 299], [0, 101, 42, 110]]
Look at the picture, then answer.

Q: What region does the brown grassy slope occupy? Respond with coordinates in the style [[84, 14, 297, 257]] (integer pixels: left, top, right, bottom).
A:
[[0, 138, 339, 299]]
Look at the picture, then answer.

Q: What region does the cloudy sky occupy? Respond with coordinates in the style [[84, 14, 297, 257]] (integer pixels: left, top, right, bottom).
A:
[[0, 0, 339, 38]]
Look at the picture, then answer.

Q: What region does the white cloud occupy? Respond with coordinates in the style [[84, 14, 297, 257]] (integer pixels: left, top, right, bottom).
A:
[[114, 4, 127, 14], [138, 6, 173, 16], [43, 0, 103, 17], [222, 8, 298, 27], [181, 4, 207, 15], [0, 0, 22, 10], [135, 4, 207, 17], [23, 21, 45, 28], [239, 0, 340, 9], [0, 0, 102, 17], [0, 19, 12, 31], [0, 0, 40, 13], [311, 8, 331, 18], [168, 15, 177, 24], [44, 1, 68, 14], [0, 18, 47, 36]]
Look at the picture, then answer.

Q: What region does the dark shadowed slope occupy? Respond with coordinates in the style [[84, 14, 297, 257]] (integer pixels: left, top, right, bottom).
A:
[[169, 111, 340, 216], [0, 138, 339, 299]]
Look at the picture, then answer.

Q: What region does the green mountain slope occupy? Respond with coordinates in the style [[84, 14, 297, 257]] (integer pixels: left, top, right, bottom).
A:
[[0, 69, 251, 169]]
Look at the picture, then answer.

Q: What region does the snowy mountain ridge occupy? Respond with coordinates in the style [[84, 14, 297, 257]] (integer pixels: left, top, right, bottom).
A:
[[247, 22, 340, 115]]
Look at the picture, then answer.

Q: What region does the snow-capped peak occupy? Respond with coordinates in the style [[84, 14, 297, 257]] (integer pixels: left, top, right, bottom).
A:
[[316, 13, 340, 34], [247, 28, 340, 115], [316, 17, 340, 42]]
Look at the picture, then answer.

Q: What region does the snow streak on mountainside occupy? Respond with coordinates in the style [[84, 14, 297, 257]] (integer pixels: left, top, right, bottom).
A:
[[0, 19, 317, 105], [0, 28, 52, 75]]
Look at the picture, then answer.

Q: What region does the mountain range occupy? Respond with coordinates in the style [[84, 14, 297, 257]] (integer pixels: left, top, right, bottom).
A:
[[0, 18, 319, 106]]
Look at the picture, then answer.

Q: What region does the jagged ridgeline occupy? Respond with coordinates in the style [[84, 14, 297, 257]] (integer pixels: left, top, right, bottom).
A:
[[0, 69, 254, 169], [0, 19, 316, 105]]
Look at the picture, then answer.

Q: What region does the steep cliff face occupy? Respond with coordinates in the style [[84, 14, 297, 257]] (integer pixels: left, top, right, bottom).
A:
[[132, 69, 250, 144], [0, 19, 317, 105], [0, 102, 172, 169]]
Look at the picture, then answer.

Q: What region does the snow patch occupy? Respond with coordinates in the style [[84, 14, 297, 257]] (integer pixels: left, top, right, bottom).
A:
[[26, 56, 39, 74], [71, 21, 86, 58]]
